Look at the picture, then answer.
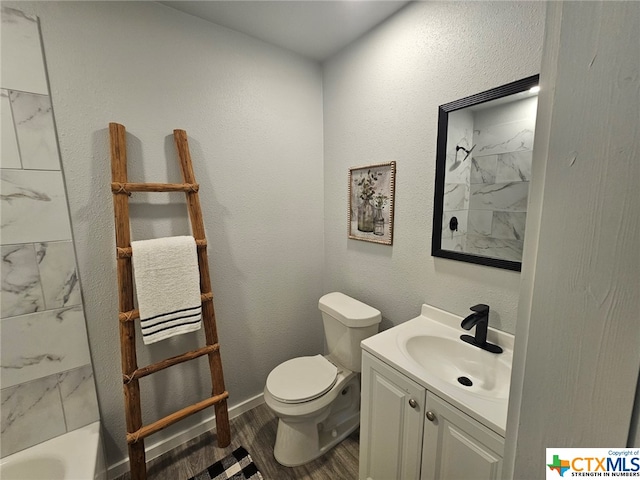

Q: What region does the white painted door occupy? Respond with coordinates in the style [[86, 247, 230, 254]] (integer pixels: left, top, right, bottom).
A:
[[421, 392, 504, 480], [359, 351, 425, 480]]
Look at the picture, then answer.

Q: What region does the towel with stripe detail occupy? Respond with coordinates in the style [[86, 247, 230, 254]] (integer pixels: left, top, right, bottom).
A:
[[131, 236, 202, 345]]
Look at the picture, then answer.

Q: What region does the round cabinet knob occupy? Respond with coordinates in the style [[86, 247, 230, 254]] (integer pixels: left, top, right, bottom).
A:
[[408, 398, 418, 408], [426, 411, 436, 422]]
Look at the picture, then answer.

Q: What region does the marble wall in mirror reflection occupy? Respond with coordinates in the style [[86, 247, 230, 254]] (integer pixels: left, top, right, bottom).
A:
[[442, 96, 537, 262]]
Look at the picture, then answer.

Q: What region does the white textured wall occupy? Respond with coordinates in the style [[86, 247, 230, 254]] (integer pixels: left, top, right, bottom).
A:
[[5, 1, 325, 469], [506, 2, 640, 476], [322, 1, 546, 333]]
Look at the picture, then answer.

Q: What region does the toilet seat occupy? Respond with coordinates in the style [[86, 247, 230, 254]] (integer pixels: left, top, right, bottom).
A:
[[266, 355, 338, 404]]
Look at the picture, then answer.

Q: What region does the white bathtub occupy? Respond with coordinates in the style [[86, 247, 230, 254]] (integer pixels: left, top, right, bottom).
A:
[[0, 422, 106, 480]]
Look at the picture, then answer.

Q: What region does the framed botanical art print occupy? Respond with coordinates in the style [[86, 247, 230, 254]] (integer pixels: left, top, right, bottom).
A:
[[348, 161, 396, 245]]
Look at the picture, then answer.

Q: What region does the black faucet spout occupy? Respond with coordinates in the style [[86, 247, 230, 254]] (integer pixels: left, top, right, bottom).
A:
[[460, 304, 502, 354]]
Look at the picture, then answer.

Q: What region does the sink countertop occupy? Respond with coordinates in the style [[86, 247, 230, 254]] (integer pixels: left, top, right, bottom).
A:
[[361, 303, 514, 437]]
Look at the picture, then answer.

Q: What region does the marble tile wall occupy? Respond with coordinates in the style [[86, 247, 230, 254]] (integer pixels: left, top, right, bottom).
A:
[[465, 96, 537, 262], [442, 108, 474, 252], [0, 7, 99, 458]]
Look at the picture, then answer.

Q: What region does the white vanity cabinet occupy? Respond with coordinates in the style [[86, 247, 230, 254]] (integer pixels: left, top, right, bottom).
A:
[[359, 351, 505, 480]]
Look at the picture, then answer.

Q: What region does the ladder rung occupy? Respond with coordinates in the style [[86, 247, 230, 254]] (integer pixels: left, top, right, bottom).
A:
[[118, 292, 213, 322], [117, 239, 207, 258], [126, 391, 229, 444], [112, 181, 199, 194], [124, 343, 220, 383]]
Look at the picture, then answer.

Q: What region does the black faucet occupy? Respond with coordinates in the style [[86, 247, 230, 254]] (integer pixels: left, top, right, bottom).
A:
[[460, 304, 503, 354]]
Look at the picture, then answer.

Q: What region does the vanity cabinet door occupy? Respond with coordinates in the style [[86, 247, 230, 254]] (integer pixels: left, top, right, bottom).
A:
[[421, 392, 504, 480], [360, 351, 426, 480]]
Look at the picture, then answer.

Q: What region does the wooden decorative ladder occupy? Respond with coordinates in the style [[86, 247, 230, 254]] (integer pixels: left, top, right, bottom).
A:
[[109, 123, 230, 480]]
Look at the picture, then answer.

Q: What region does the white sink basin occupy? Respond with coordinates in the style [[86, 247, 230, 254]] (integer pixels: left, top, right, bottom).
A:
[[401, 334, 511, 399], [361, 304, 514, 435]]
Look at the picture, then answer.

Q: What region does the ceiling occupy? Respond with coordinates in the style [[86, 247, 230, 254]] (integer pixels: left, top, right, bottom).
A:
[[160, 1, 411, 62]]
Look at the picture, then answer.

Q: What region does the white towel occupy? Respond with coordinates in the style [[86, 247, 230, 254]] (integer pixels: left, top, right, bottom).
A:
[[131, 236, 202, 345]]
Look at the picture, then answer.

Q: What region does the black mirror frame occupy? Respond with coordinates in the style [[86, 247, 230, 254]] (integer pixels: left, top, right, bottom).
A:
[[431, 74, 540, 272]]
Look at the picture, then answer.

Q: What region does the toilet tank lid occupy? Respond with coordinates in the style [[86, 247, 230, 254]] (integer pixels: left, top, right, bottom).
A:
[[318, 292, 381, 327]]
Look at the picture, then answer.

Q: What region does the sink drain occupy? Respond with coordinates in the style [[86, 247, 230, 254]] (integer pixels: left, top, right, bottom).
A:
[[457, 376, 473, 387]]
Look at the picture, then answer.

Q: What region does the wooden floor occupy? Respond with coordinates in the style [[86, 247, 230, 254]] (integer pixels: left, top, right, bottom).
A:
[[115, 402, 360, 480]]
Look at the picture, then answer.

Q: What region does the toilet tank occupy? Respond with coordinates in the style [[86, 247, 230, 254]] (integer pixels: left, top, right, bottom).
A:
[[318, 292, 381, 372]]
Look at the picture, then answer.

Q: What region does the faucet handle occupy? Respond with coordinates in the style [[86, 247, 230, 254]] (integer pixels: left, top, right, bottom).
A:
[[470, 304, 489, 314]]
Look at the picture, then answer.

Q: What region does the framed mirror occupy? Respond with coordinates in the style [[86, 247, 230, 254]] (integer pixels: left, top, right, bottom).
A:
[[431, 75, 539, 271]]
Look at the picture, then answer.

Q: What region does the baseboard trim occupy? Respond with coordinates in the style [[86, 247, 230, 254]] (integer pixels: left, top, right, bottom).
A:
[[107, 393, 265, 480]]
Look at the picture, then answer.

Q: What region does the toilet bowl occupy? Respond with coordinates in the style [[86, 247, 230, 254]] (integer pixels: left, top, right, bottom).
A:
[[264, 292, 381, 466]]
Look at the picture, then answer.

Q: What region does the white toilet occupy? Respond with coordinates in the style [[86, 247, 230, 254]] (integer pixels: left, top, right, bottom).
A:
[[263, 292, 381, 467]]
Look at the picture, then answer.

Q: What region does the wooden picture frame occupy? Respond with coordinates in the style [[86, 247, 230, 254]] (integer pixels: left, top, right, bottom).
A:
[[348, 161, 396, 245]]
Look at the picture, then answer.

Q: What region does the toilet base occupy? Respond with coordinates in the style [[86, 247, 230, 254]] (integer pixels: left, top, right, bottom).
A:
[[273, 411, 359, 466], [271, 376, 361, 467]]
